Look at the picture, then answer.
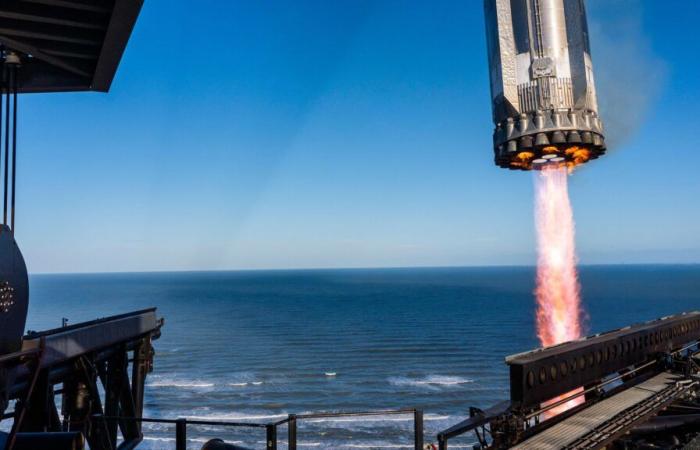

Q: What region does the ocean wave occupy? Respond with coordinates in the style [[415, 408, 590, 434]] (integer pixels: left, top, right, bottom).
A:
[[147, 379, 215, 389], [276, 442, 322, 448], [182, 410, 450, 425], [148, 374, 266, 390], [142, 436, 245, 444], [184, 412, 289, 421], [141, 436, 473, 450], [298, 412, 450, 424], [228, 381, 264, 387], [388, 375, 474, 388]]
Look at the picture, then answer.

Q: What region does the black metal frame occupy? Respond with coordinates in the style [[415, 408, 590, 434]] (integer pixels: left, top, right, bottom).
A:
[[0, 309, 161, 450], [0, 0, 144, 93], [436, 330, 700, 449], [0, 344, 42, 450], [95, 408, 425, 450], [0, 52, 20, 235], [507, 312, 700, 409]]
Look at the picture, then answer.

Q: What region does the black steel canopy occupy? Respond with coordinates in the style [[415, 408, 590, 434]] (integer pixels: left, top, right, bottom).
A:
[[0, 0, 143, 93]]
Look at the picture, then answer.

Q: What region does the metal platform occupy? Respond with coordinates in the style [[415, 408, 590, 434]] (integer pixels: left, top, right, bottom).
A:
[[512, 372, 695, 450]]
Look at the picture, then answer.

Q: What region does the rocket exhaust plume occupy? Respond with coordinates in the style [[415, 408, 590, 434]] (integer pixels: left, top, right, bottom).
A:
[[534, 165, 582, 347], [534, 164, 585, 416]]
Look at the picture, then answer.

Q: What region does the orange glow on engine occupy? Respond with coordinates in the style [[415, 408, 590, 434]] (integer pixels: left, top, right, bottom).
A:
[[534, 165, 585, 416], [517, 151, 535, 162], [564, 146, 579, 156], [572, 148, 590, 165]]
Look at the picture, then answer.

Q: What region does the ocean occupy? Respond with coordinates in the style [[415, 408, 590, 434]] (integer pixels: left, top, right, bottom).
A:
[[25, 265, 700, 449]]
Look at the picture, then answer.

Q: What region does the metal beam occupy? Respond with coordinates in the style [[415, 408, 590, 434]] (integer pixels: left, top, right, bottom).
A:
[[22, 309, 161, 368], [0, 35, 92, 77], [129, 338, 149, 437], [91, 0, 143, 92], [41, 48, 97, 60], [0, 26, 101, 46], [19, 0, 113, 15], [0, 0, 141, 93], [0, 9, 107, 30], [99, 356, 122, 446], [507, 312, 700, 409], [75, 357, 112, 450]]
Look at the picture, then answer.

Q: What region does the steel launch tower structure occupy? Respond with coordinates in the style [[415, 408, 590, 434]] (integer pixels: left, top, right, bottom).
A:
[[484, 0, 606, 170]]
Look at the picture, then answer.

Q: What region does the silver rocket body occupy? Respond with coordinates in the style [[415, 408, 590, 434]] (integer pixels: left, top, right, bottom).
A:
[[484, 0, 605, 170]]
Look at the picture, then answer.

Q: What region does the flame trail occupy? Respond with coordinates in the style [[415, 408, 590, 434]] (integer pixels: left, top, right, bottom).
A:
[[534, 165, 584, 415], [534, 165, 582, 346]]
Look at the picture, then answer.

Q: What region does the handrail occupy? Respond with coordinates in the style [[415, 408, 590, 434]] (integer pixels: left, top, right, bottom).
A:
[[283, 409, 424, 450], [93, 415, 268, 428], [93, 407, 424, 450], [0, 347, 40, 365]]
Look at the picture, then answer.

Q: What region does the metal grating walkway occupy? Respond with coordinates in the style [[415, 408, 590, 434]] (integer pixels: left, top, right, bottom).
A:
[[513, 372, 690, 450]]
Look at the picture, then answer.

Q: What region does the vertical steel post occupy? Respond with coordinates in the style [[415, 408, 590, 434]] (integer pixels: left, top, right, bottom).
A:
[[175, 419, 187, 450], [3, 63, 9, 226], [414, 409, 424, 450], [100, 351, 125, 445], [10, 64, 17, 233], [287, 414, 297, 450], [0, 63, 3, 228], [438, 434, 447, 450], [266, 424, 277, 450], [131, 338, 150, 434]]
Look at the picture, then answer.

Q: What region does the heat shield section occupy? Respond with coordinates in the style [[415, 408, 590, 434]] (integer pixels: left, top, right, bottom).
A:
[[484, 0, 605, 170]]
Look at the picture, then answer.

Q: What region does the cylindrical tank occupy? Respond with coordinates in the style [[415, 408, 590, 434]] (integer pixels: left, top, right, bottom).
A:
[[483, 0, 605, 170]]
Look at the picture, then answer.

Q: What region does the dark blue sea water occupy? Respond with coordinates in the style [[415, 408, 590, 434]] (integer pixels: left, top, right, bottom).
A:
[[24, 265, 700, 449]]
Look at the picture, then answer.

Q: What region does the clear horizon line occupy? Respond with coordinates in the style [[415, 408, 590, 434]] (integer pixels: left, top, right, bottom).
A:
[[29, 261, 700, 276]]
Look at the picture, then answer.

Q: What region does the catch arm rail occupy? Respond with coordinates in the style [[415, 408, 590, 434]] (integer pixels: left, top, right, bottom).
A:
[[507, 312, 700, 410], [437, 313, 700, 450]]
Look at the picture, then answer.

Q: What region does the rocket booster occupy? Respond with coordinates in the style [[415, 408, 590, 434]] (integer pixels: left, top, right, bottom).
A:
[[484, 0, 605, 170]]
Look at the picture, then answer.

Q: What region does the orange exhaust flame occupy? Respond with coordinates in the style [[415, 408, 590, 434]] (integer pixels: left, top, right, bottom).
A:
[[534, 166, 582, 345], [534, 165, 585, 417], [517, 151, 535, 162]]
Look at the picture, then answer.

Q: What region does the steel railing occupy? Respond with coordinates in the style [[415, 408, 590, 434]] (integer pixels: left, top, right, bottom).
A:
[[94, 408, 424, 450]]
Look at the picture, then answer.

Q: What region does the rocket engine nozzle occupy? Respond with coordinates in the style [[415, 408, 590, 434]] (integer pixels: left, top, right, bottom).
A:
[[484, 0, 605, 170]]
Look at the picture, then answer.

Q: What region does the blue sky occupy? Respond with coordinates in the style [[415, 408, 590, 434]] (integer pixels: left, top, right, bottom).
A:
[[16, 0, 700, 273]]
